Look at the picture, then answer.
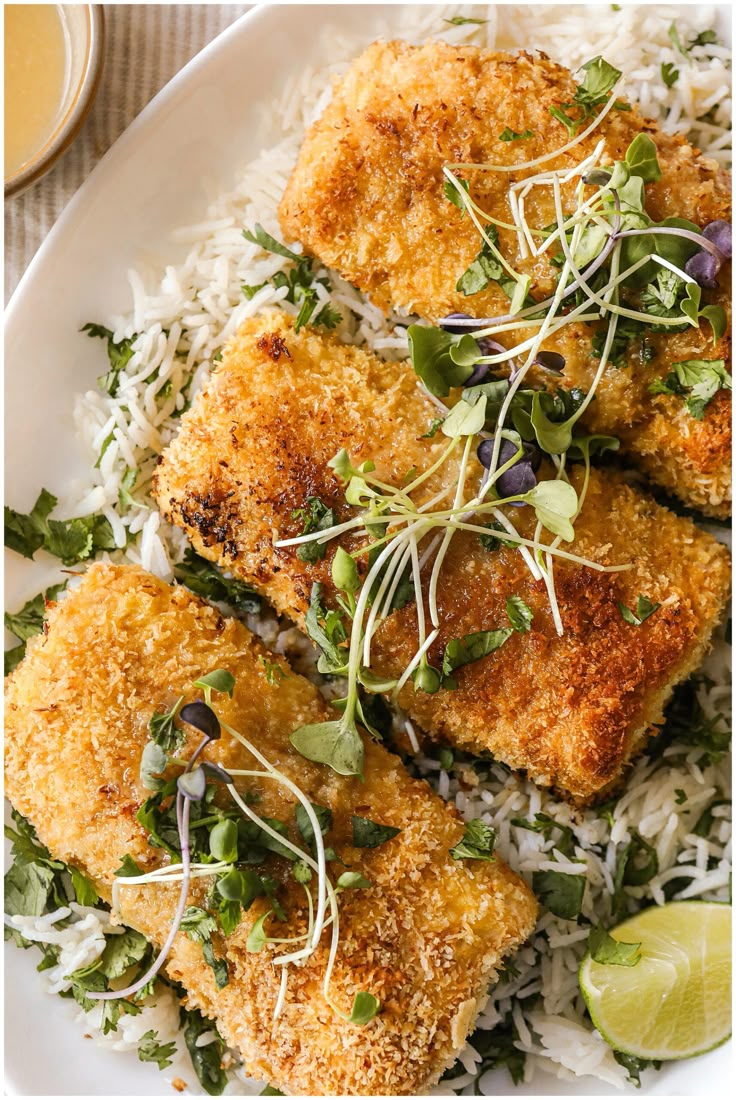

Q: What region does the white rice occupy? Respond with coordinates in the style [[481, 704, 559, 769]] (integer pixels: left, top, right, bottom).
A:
[[19, 3, 731, 1094]]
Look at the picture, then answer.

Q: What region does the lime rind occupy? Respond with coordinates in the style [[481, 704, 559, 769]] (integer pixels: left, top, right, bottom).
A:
[[578, 900, 732, 1062]]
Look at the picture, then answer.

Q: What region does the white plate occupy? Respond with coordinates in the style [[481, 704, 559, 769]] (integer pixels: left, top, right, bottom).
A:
[[4, 3, 730, 1095]]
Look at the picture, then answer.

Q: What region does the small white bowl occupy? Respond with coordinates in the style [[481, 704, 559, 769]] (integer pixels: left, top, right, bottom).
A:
[[4, 4, 105, 198]]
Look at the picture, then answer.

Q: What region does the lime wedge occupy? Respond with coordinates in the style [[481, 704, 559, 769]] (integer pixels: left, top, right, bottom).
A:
[[579, 901, 731, 1061]]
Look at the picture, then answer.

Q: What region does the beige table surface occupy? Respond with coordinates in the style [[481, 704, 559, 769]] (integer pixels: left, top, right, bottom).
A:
[[5, 3, 252, 303]]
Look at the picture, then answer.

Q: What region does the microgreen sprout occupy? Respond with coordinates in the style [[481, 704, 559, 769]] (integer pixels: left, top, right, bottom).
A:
[[92, 679, 382, 1026]]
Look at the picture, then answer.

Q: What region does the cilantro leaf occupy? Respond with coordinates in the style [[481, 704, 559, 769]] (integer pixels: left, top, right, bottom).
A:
[[549, 56, 622, 135], [292, 497, 336, 563], [242, 223, 302, 261], [532, 868, 585, 919], [661, 61, 679, 88], [182, 1007, 228, 1095], [82, 322, 138, 397], [137, 1029, 177, 1071], [457, 225, 503, 295], [351, 815, 400, 848], [588, 925, 641, 966], [442, 628, 513, 675], [648, 358, 730, 419], [506, 595, 533, 633], [443, 176, 469, 214], [499, 127, 534, 142], [349, 991, 380, 1024], [618, 594, 661, 626], [450, 819, 497, 861], [4, 488, 57, 559], [174, 548, 261, 612]]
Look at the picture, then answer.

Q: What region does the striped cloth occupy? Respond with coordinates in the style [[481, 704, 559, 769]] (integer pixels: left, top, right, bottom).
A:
[[4, 3, 251, 302]]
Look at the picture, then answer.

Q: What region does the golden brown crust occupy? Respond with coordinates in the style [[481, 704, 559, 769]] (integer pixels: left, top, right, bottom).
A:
[[152, 311, 731, 803], [4, 563, 536, 1097], [279, 40, 732, 516]]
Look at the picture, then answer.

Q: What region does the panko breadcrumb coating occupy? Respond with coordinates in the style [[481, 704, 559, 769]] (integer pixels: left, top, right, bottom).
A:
[[153, 311, 731, 803], [4, 563, 537, 1097], [279, 41, 732, 517]]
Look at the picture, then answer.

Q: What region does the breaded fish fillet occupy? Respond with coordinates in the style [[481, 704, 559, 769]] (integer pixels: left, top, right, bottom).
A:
[[279, 41, 732, 517], [153, 312, 730, 802], [4, 562, 537, 1097]]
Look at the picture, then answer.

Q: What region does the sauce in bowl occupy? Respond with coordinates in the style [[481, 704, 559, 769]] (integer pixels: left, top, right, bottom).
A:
[[4, 5, 70, 178]]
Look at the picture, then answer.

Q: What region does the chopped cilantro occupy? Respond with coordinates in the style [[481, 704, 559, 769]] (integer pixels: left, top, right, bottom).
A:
[[442, 627, 513, 675], [174, 548, 261, 612], [137, 1029, 177, 1070], [588, 925, 641, 966], [291, 497, 336, 563], [351, 815, 400, 848], [499, 127, 534, 142], [549, 56, 622, 136], [81, 322, 139, 397], [449, 818, 497, 861], [618, 594, 661, 626], [532, 868, 585, 919]]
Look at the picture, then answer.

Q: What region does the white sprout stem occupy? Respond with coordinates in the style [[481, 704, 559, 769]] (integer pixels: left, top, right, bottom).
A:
[[89, 795, 192, 1001], [444, 167, 527, 283], [391, 628, 440, 701], [402, 435, 458, 495], [418, 531, 443, 571], [409, 530, 427, 649], [378, 535, 416, 623], [222, 749, 327, 957], [509, 187, 530, 257], [273, 967, 289, 1021], [447, 80, 624, 174], [224, 782, 323, 967], [111, 861, 231, 913], [274, 515, 365, 549], [361, 526, 417, 667], [490, 508, 543, 581], [428, 434, 474, 627], [423, 516, 631, 571]]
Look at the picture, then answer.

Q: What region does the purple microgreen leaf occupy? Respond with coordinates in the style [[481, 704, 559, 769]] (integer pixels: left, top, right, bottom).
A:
[[684, 251, 719, 288], [702, 219, 732, 259], [534, 351, 566, 374], [180, 701, 221, 741]]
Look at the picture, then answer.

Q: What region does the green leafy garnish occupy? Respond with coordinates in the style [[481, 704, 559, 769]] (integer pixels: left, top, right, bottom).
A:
[[457, 226, 503, 295], [246, 909, 272, 953], [532, 869, 585, 919], [499, 127, 534, 142], [443, 15, 487, 25], [149, 696, 185, 753], [588, 925, 641, 966], [194, 669, 236, 697], [260, 656, 288, 686], [174, 548, 261, 612], [82, 322, 138, 397], [5, 489, 115, 565], [351, 815, 400, 849], [511, 812, 576, 857], [442, 627, 513, 676], [182, 1007, 228, 1095], [661, 61, 679, 88], [648, 358, 731, 420], [449, 818, 497, 861], [506, 595, 533, 633], [349, 991, 380, 1024], [242, 224, 342, 333], [137, 1029, 177, 1071], [407, 324, 476, 396], [292, 497, 336, 562], [624, 133, 661, 184], [335, 871, 372, 891], [618, 594, 661, 626], [549, 56, 622, 136], [443, 176, 469, 214]]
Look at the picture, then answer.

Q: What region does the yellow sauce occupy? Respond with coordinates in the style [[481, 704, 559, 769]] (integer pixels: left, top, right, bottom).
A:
[[4, 4, 69, 177]]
